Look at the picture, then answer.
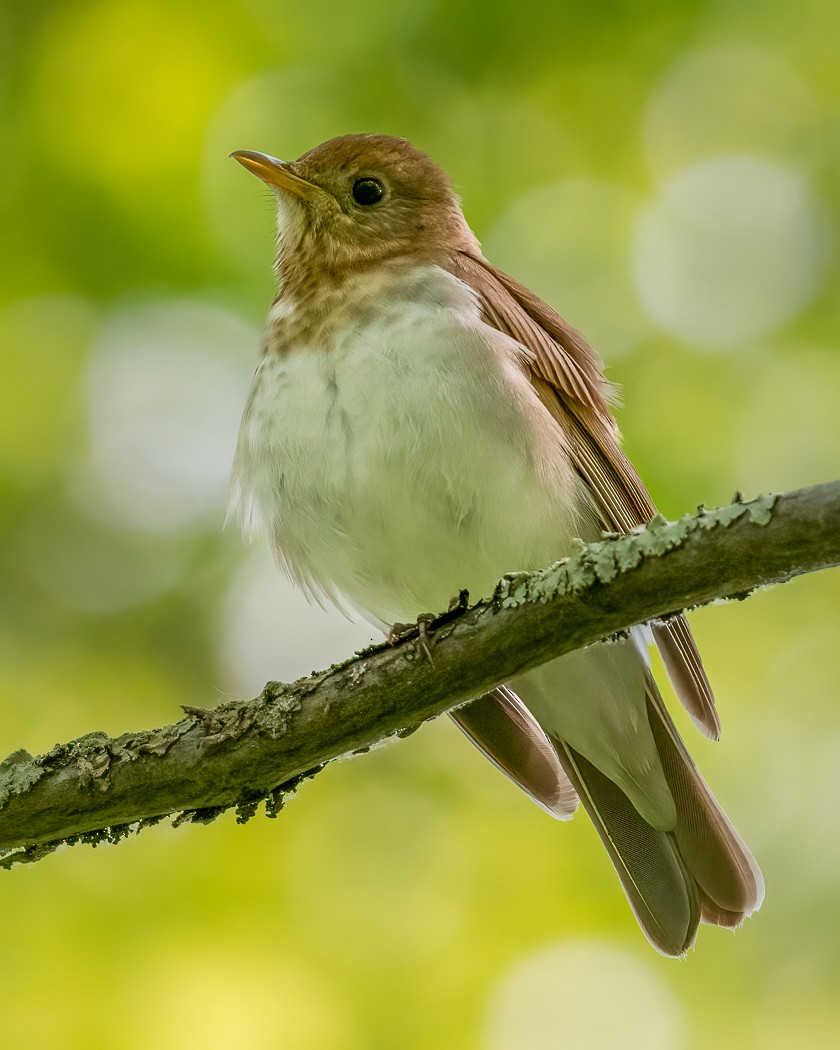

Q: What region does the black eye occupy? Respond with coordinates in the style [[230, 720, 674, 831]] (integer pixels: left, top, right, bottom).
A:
[[352, 177, 384, 206]]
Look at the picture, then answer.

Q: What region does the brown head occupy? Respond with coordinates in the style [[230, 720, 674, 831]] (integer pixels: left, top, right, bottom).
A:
[[232, 134, 479, 293]]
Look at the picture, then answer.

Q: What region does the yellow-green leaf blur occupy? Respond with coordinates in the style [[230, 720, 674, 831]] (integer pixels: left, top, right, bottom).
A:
[[1, 1, 839, 1047]]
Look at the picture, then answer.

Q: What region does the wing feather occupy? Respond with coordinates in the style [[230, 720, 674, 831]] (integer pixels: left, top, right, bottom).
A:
[[448, 251, 720, 740], [451, 686, 579, 820]]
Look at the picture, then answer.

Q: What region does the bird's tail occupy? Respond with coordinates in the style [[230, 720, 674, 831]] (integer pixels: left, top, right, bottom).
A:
[[452, 661, 763, 955], [552, 671, 763, 956]]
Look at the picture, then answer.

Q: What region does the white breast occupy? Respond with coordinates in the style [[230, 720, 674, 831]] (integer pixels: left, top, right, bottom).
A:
[[230, 265, 582, 624]]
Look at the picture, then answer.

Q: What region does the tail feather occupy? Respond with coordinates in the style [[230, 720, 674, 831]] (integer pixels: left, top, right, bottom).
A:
[[453, 658, 762, 952], [644, 671, 764, 920], [554, 739, 700, 957], [697, 888, 746, 929]]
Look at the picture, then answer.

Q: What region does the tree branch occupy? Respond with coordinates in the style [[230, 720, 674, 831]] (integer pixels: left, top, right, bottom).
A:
[[2, 482, 839, 867]]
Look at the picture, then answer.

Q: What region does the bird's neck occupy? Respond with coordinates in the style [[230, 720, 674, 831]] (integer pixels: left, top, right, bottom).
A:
[[265, 255, 456, 357]]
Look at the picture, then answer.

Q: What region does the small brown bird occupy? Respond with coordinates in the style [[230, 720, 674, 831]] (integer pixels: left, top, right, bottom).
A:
[[229, 134, 763, 955]]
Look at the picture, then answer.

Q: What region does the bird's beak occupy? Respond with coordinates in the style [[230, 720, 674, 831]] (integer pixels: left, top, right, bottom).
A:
[[230, 150, 325, 201]]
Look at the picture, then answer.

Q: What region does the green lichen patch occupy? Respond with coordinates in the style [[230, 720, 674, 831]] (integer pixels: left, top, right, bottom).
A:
[[0, 749, 44, 807], [492, 492, 779, 610]]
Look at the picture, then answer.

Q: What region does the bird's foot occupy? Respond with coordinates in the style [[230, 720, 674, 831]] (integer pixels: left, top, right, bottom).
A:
[[387, 612, 437, 666], [387, 592, 470, 666]]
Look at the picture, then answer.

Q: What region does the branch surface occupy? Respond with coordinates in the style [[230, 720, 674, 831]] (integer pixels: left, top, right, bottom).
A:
[[2, 482, 839, 865]]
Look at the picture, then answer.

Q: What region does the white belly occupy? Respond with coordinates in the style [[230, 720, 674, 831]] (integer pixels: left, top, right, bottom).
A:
[[231, 264, 669, 821], [230, 266, 583, 624]]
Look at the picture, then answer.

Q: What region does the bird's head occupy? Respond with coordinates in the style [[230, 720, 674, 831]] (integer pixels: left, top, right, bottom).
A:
[[232, 134, 479, 289]]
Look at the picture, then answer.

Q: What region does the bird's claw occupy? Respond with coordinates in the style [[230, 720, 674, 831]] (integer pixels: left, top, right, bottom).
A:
[[387, 613, 436, 666]]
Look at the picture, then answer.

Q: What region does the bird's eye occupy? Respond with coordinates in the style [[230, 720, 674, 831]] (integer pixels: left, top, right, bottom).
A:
[[352, 177, 384, 206]]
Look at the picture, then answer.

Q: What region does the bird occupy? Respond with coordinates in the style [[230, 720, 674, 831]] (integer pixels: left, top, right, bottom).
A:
[[228, 133, 764, 956]]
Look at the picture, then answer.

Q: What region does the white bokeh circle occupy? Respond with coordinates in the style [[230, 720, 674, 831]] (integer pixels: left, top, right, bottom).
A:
[[632, 156, 829, 349], [82, 299, 258, 533], [218, 546, 376, 697], [484, 179, 650, 358], [644, 44, 822, 182], [484, 940, 685, 1050]]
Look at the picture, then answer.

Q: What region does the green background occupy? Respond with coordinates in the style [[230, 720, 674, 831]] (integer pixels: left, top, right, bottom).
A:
[[1, 1, 839, 1047]]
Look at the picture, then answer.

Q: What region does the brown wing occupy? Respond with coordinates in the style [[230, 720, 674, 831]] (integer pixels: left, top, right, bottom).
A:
[[451, 685, 579, 820], [448, 251, 720, 740]]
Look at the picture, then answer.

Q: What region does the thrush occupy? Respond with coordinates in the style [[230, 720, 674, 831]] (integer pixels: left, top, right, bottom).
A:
[[229, 134, 763, 955]]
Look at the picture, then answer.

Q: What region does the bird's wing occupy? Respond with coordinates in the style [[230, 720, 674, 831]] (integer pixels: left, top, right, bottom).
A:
[[448, 250, 720, 740], [451, 685, 579, 820]]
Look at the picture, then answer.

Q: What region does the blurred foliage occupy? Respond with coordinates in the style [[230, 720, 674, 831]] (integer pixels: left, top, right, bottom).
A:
[[1, 0, 840, 1047]]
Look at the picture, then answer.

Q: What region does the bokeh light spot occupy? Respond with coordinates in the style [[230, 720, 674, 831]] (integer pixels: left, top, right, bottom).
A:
[[81, 299, 257, 532], [484, 940, 685, 1050], [218, 546, 376, 696], [136, 945, 357, 1050], [484, 179, 650, 358], [644, 44, 822, 182], [632, 156, 830, 348]]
